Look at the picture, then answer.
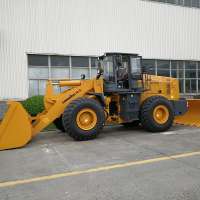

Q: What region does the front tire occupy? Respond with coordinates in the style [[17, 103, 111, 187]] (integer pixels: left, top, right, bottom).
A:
[[62, 98, 105, 141], [140, 96, 174, 132]]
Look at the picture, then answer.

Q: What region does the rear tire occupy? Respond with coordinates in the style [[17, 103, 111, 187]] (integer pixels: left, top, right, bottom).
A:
[[140, 96, 174, 132], [53, 116, 65, 132], [62, 98, 105, 141]]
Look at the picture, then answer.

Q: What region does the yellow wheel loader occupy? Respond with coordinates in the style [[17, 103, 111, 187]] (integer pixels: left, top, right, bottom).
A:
[[0, 52, 196, 150]]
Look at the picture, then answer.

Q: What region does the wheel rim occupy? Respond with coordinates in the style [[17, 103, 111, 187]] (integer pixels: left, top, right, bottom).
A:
[[76, 108, 97, 130], [153, 105, 169, 124]]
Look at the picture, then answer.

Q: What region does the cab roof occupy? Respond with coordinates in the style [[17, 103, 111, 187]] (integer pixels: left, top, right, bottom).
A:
[[99, 52, 139, 59], [105, 52, 139, 56]]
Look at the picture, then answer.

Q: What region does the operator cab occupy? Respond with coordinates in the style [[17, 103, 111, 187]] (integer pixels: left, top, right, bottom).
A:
[[96, 52, 144, 122], [97, 53, 143, 93]]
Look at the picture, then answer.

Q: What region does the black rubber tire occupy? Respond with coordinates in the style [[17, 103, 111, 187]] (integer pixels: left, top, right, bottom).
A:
[[62, 98, 105, 141], [122, 120, 140, 128], [140, 96, 174, 132], [53, 116, 65, 132]]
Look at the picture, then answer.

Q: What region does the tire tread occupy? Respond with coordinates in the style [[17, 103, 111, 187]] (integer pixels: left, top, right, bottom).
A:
[[62, 98, 105, 140], [140, 96, 174, 132]]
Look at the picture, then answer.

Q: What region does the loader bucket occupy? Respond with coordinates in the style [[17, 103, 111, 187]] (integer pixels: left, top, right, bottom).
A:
[[0, 101, 32, 150], [175, 99, 200, 127]]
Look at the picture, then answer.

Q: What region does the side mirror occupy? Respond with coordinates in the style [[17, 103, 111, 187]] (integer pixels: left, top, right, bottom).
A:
[[81, 74, 86, 80]]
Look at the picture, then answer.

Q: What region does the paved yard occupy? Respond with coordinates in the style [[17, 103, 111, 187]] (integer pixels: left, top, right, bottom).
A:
[[1, 125, 200, 200]]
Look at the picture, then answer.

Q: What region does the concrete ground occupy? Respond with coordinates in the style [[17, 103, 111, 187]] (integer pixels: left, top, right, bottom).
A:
[[1, 125, 200, 200]]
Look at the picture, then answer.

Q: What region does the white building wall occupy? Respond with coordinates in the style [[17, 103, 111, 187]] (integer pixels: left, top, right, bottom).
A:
[[0, 0, 200, 99]]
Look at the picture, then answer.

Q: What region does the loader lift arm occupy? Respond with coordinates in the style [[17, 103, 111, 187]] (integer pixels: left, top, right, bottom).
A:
[[0, 79, 104, 150]]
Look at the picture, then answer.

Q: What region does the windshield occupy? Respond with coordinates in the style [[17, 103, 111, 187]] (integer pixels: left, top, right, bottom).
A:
[[100, 56, 115, 82]]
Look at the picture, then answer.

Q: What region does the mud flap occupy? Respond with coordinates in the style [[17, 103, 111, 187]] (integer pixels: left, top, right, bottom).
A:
[[174, 99, 200, 127], [0, 101, 32, 150]]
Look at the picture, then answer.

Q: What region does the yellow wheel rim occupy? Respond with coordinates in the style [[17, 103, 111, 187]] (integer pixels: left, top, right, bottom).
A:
[[76, 108, 97, 131], [153, 105, 169, 124]]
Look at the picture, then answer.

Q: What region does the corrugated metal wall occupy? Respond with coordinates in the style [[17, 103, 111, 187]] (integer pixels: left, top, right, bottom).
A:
[[0, 0, 200, 99]]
